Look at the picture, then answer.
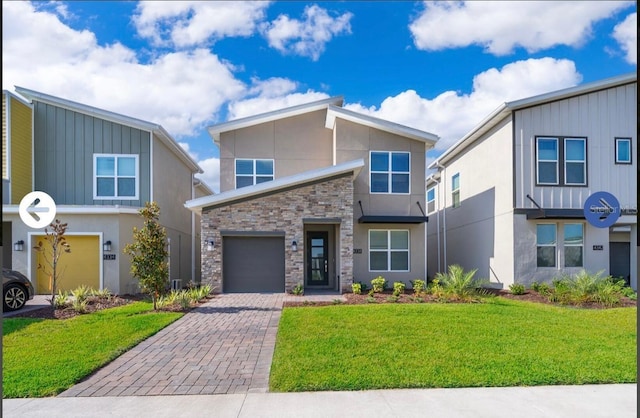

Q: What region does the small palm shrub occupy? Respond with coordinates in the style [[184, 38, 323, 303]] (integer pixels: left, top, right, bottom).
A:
[[509, 283, 526, 295], [371, 276, 386, 293], [292, 282, 304, 296], [546, 270, 627, 306], [434, 265, 487, 301]]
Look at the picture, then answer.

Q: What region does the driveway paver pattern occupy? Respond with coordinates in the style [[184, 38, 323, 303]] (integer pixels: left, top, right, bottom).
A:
[[59, 293, 283, 397]]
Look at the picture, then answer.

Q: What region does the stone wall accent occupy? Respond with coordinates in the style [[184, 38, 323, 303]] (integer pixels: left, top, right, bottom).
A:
[[201, 174, 354, 293]]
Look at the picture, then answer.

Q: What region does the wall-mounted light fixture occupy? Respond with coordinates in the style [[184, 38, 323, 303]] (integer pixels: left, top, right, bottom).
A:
[[291, 240, 298, 252], [206, 239, 215, 252], [103, 240, 112, 252], [13, 240, 24, 252]]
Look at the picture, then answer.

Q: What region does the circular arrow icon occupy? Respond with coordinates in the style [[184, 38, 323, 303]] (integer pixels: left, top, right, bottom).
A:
[[18, 191, 57, 229]]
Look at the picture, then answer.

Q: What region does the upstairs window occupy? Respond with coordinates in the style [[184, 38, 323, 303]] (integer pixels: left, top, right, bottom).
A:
[[370, 151, 410, 194], [235, 159, 274, 189], [536, 137, 587, 186], [451, 173, 460, 208], [615, 138, 632, 164], [427, 187, 436, 213], [94, 154, 138, 199]]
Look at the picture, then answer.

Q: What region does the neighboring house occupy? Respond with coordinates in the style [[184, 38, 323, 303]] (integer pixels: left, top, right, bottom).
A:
[[426, 73, 637, 291], [185, 97, 438, 293], [2, 87, 209, 294]]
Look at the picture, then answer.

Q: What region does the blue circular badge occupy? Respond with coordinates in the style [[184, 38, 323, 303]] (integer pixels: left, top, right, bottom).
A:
[[583, 192, 620, 228]]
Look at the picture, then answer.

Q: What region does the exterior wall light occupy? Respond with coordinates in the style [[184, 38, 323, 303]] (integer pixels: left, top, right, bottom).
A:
[[13, 240, 24, 251], [103, 240, 112, 252], [291, 240, 298, 252], [206, 239, 215, 252]]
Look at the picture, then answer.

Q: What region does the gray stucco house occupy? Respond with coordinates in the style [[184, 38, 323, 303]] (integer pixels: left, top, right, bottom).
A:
[[185, 97, 438, 293]]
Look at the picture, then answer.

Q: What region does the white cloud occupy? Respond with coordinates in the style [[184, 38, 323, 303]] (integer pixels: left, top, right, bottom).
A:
[[409, 1, 633, 55], [345, 58, 582, 152], [133, 1, 270, 48], [262, 4, 352, 61], [195, 157, 221, 194], [612, 12, 637, 64], [2, 2, 245, 138]]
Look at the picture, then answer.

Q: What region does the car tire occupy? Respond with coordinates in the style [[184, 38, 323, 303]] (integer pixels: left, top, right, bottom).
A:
[[4, 284, 28, 312]]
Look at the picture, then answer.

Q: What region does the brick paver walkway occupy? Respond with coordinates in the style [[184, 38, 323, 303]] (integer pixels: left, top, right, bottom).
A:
[[59, 293, 283, 397]]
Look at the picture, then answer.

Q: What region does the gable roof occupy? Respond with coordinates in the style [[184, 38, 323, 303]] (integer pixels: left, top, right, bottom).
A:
[[208, 96, 344, 144], [429, 72, 637, 169], [185, 158, 364, 213], [325, 105, 438, 146], [13, 86, 202, 174]]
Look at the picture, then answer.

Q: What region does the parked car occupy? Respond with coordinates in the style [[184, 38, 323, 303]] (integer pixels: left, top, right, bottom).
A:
[[3, 268, 35, 311]]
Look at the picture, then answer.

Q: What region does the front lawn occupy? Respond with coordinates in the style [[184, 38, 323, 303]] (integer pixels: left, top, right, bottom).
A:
[[270, 299, 636, 392], [3, 302, 183, 398]]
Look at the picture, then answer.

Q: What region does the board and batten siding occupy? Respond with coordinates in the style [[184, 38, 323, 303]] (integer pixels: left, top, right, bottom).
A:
[[33, 102, 151, 206], [10, 95, 33, 204], [514, 82, 637, 209]]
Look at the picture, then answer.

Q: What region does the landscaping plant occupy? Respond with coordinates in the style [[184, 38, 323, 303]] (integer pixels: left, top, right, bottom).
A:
[[33, 219, 71, 307], [410, 279, 426, 295], [509, 283, 526, 295], [371, 276, 386, 293], [123, 202, 169, 310], [352, 283, 362, 295], [434, 264, 487, 301], [292, 282, 304, 296], [392, 281, 406, 296]]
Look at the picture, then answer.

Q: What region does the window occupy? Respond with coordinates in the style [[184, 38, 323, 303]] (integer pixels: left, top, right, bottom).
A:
[[615, 138, 632, 164], [451, 173, 460, 208], [536, 224, 556, 267], [427, 187, 436, 213], [235, 159, 274, 188], [94, 154, 138, 199], [370, 151, 410, 194], [536, 137, 587, 186], [564, 223, 583, 267], [369, 230, 409, 272]]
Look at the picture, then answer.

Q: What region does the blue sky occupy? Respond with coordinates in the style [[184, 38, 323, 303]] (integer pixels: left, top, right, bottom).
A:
[[2, 1, 636, 192]]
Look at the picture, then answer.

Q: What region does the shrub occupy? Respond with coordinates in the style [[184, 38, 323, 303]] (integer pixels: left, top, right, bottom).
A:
[[367, 289, 375, 297], [434, 265, 487, 301], [548, 270, 625, 306], [386, 295, 399, 303], [411, 279, 426, 295], [621, 286, 637, 300], [371, 276, 386, 293], [509, 283, 526, 295], [53, 290, 69, 309], [352, 283, 362, 295], [72, 298, 88, 313], [292, 283, 304, 296], [393, 281, 406, 296], [366, 296, 377, 303], [71, 285, 92, 303], [533, 282, 551, 296], [357, 281, 369, 292], [91, 288, 112, 300]]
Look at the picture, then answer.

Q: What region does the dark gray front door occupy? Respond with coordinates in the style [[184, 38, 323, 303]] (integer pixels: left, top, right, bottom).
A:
[[306, 232, 329, 286], [222, 236, 285, 293], [610, 242, 631, 286]]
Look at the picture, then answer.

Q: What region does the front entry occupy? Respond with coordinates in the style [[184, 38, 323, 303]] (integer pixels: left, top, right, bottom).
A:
[[306, 231, 329, 286], [610, 242, 631, 286]]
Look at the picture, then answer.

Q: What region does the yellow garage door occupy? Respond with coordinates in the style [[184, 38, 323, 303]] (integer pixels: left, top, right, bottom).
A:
[[35, 235, 100, 294]]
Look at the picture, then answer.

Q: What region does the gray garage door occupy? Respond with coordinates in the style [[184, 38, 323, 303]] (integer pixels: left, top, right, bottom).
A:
[[222, 236, 285, 293]]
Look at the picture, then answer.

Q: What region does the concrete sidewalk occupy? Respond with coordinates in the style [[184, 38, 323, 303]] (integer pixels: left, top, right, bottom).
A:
[[3, 384, 637, 417]]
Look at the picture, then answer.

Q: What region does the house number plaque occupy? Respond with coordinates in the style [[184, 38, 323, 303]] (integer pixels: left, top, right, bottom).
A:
[[103, 254, 116, 260]]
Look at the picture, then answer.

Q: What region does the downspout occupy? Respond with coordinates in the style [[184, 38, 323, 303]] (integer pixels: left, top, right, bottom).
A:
[[191, 174, 195, 283], [434, 161, 447, 271], [417, 201, 428, 281], [430, 177, 442, 273]]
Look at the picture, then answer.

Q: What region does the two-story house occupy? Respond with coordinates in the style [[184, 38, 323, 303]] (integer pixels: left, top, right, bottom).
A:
[[426, 73, 637, 291], [185, 97, 438, 293], [2, 87, 210, 294]]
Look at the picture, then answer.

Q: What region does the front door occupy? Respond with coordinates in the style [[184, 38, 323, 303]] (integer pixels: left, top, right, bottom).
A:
[[610, 242, 631, 286], [306, 232, 329, 286]]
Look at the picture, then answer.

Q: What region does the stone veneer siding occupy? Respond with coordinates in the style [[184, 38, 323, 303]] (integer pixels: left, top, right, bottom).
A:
[[201, 174, 354, 293]]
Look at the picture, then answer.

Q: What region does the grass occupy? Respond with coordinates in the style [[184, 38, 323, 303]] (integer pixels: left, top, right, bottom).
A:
[[2, 302, 183, 398], [270, 298, 636, 392]]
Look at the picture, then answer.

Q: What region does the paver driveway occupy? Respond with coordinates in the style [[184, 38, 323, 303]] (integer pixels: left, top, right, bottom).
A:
[[59, 293, 283, 397]]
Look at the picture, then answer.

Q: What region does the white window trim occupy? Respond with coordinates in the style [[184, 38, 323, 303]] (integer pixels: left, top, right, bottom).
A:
[[536, 223, 557, 268], [536, 137, 559, 186], [563, 223, 584, 268], [93, 154, 139, 200], [451, 173, 460, 208], [615, 137, 632, 164], [235, 158, 275, 189], [427, 187, 436, 214], [369, 151, 411, 195], [368, 229, 410, 272], [563, 138, 587, 186]]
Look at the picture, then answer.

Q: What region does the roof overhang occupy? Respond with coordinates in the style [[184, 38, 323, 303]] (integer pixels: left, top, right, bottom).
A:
[[208, 96, 344, 144], [185, 159, 364, 213], [358, 215, 428, 224], [326, 105, 438, 148], [2, 205, 141, 215], [13, 86, 202, 174], [515, 208, 585, 220]]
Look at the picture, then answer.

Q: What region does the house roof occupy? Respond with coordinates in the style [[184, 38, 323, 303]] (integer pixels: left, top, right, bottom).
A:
[[184, 158, 364, 213], [325, 105, 439, 147], [13, 86, 203, 174], [429, 72, 637, 169], [207, 96, 344, 144], [193, 177, 215, 196]]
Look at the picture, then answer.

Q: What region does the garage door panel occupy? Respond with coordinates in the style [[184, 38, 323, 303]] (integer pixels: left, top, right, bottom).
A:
[[223, 237, 284, 293]]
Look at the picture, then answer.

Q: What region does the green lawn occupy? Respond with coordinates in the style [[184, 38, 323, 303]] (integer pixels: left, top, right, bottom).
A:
[[3, 302, 183, 398], [270, 298, 637, 392]]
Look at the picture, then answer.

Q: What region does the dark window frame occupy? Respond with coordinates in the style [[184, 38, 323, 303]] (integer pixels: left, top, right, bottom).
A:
[[535, 136, 588, 187], [614, 137, 632, 165]]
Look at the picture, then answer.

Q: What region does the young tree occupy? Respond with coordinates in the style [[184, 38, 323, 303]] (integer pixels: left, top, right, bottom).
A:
[[124, 201, 168, 310], [33, 219, 71, 307]]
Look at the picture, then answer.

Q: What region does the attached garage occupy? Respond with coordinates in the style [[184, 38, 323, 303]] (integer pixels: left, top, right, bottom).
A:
[[222, 236, 285, 293], [34, 234, 101, 294]]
